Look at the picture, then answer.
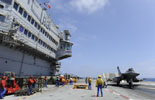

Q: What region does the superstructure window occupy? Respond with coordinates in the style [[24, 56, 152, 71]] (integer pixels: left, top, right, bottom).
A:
[[51, 38, 54, 42], [1, 0, 12, 5], [23, 11, 27, 18], [45, 44, 47, 48], [27, 15, 31, 22], [38, 39, 40, 43], [31, 18, 34, 25], [43, 42, 45, 47], [50, 47, 56, 53], [66, 44, 71, 50], [60, 44, 63, 49], [42, 30, 45, 34], [31, 34, 35, 40], [13, 2, 18, 10], [38, 39, 41, 44], [40, 28, 43, 33], [28, 32, 31, 37], [18, 7, 23, 15], [50, 37, 52, 41], [34, 22, 38, 28], [38, 25, 40, 30], [19, 26, 24, 32], [49, 36, 51, 41], [45, 32, 47, 36], [0, 15, 5, 22], [46, 34, 48, 38], [54, 40, 58, 46], [40, 40, 43, 45], [24, 29, 28, 35], [35, 37, 38, 41]]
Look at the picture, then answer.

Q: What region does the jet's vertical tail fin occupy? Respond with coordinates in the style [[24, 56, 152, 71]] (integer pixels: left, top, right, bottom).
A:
[[117, 66, 121, 75]]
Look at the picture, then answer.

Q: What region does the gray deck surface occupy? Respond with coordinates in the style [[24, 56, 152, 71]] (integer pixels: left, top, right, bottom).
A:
[[3, 80, 155, 100]]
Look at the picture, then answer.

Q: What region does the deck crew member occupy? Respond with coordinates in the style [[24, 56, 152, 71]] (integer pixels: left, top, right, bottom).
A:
[[44, 76, 47, 87], [11, 72, 16, 88], [28, 76, 34, 95], [59, 75, 63, 85], [85, 77, 88, 84], [0, 76, 7, 99], [96, 75, 104, 97], [56, 76, 60, 87], [33, 76, 37, 88], [70, 78, 73, 85], [62, 78, 65, 86], [88, 77, 92, 90]]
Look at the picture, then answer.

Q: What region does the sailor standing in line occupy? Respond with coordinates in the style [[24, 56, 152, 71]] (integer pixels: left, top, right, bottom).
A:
[[56, 76, 60, 87], [33, 76, 37, 88], [0, 76, 7, 99], [28, 76, 34, 95], [62, 77, 65, 86], [88, 77, 92, 90], [44, 76, 47, 87], [85, 77, 88, 84], [70, 78, 73, 85]]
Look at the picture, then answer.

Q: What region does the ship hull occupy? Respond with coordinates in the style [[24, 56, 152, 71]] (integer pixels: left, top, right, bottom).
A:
[[0, 44, 52, 76]]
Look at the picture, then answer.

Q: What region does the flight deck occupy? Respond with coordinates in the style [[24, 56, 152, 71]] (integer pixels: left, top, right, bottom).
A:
[[3, 80, 155, 100]]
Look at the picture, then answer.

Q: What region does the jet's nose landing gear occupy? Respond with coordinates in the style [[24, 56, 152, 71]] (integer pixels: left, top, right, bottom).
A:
[[117, 81, 120, 86]]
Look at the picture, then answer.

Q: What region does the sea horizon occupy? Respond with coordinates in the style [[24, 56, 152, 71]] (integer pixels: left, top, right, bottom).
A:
[[143, 78, 155, 82]]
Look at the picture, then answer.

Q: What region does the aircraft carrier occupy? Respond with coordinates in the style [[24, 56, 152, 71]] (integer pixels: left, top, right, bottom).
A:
[[0, 0, 155, 100], [3, 80, 155, 100], [0, 0, 73, 77]]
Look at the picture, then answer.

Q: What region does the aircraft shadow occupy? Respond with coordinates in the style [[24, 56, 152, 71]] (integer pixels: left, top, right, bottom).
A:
[[108, 83, 141, 89]]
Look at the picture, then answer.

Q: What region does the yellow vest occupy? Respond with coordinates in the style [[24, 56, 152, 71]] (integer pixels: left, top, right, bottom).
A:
[[62, 78, 65, 82], [96, 78, 103, 86], [88, 78, 92, 83]]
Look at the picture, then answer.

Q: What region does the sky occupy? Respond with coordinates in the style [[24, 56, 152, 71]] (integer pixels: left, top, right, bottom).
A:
[[39, 0, 155, 78]]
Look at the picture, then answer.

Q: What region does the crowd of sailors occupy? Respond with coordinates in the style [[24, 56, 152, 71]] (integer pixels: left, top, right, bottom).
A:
[[55, 75, 77, 87], [0, 74, 107, 98]]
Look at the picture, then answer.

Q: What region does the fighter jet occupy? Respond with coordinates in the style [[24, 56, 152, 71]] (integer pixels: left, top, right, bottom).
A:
[[113, 66, 140, 88]]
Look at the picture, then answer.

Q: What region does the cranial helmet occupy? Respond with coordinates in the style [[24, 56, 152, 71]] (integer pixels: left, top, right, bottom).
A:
[[98, 75, 101, 78]]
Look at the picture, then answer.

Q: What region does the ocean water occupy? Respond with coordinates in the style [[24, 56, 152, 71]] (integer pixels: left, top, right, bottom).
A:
[[144, 78, 155, 82]]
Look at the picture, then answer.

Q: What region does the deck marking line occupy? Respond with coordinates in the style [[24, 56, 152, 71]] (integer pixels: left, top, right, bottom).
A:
[[109, 89, 114, 93], [94, 85, 98, 100], [120, 94, 129, 99], [113, 92, 120, 96], [107, 89, 135, 100]]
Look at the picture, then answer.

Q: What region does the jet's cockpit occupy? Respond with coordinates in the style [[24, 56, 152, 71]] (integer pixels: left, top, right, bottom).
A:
[[126, 68, 135, 73]]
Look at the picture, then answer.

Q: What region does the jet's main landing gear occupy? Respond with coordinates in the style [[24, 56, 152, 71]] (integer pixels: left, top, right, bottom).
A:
[[128, 79, 134, 89]]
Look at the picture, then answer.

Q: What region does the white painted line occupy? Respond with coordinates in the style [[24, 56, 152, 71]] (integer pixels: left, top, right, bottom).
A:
[[113, 92, 120, 96]]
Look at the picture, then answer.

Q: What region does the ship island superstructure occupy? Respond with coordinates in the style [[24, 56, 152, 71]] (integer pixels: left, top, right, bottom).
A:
[[0, 0, 73, 77]]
